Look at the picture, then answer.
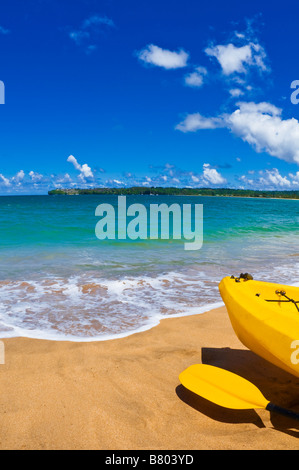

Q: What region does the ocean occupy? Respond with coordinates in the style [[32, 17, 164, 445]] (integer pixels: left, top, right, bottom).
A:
[[0, 194, 299, 341]]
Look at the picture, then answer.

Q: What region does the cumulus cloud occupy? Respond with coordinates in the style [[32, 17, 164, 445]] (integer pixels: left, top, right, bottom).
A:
[[239, 168, 294, 189], [205, 43, 251, 75], [205, 42, 268, 75], [67, 155, 94, 180], [198, 18, 270, 100], [0, 170, 52, 192], [289, 171, 299, 184], [184, 66, 207, 88], [146, 162, 227, 188], [12, 170, 25, 183], [54, 173, 73, 185], [202, 163, 227, 185], [80, 164, 93, 179], [137, 44, 189, 69], [227, 102, 299, 164], [258, 168, 291, 188], [0, 167, 94, 194], [67, 155, 81, 171], [191, 175, 200, 183], [239, 174, 254, 186], [29, 171, 43, 181], [176, 101, 299, 165]]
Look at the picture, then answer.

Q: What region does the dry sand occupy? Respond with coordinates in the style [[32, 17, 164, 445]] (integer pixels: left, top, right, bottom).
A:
[[0, 306, 298, 450]]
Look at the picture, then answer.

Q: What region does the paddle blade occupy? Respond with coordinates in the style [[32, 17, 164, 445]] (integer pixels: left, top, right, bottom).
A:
[[179, 364, 270, 410]]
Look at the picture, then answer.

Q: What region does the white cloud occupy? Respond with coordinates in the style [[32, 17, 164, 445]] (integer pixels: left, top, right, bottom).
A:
[[8, 170, 25, 187], [0, 174, 11, 186], [12, 170, 25, 182], [176, 101, 299, 165], [202, 163, 227, 185], [67, 155, 94, 180], [184, 66, 207, 88], [205, 43, 251, 75], [123, 162, 229, 188], [191, 175, 200, 183], [251, 43, 268, 72], [205, 42, 268, 75], [55, 173, 73, 184], [137, 44, 189, 69], [229, 88, 244, 97], [259, 169, 291, 188], [29, 171, 43, 181], [227, 102, 299, 164], [238, 174, 254, 187], [237, 168, 299, 190], [289, 171, 299, 184], [67, 155, 81, 171], [80, 164, 93, 179], [175, 113, 224, 132], [104, 178, 125, 187]]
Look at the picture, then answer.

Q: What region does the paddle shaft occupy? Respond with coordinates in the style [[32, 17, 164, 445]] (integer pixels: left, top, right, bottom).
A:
[[266, 402, 299, 421]]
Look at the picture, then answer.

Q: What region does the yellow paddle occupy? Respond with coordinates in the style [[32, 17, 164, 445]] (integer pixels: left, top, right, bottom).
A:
[[179, 364, 299, 421]]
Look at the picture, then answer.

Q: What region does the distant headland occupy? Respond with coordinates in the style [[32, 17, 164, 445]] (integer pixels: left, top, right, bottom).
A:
[[48, 187, 299, 199]]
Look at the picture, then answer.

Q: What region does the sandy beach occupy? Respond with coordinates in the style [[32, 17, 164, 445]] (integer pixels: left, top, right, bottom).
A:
[[0, 306, 298, 450]]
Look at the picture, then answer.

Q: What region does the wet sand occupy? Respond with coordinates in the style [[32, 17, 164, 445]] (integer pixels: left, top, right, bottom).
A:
[[0, 306, 298, 450]]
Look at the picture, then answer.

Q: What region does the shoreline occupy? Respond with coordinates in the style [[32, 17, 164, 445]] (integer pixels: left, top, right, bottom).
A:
[[0, 306, 299, 450], [1, 193, 299, 201], [0, 301, 224, 343]]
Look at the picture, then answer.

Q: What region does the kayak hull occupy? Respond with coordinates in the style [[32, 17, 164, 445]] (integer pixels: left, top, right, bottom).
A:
[[219, 276, 299, 378]]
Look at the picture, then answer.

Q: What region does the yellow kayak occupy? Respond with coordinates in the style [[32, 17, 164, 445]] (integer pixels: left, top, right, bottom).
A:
[[219, 275, 299, 378]]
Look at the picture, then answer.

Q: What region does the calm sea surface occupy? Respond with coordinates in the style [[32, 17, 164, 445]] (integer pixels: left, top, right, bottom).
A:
[[0, 194, 298, 340]]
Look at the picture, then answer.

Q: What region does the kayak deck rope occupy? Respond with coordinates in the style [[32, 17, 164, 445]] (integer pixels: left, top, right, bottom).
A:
[[265, 290, 299, 313], [231, 273, 253, 282], [230, 273, 299, 312]]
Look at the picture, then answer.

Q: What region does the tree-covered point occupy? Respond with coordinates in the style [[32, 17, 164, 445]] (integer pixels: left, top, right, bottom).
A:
[[48, 187, 299, 198]]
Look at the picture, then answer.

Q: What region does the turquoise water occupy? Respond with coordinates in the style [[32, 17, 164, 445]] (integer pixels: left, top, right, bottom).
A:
[[0, 195, 299, 340]]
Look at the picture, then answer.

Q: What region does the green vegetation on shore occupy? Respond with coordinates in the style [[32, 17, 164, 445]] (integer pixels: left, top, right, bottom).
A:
[[48, 187, 299, 199]]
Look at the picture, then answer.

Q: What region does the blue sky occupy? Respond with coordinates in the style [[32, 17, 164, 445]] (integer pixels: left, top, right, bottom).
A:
[[1, 0, 299, 194]]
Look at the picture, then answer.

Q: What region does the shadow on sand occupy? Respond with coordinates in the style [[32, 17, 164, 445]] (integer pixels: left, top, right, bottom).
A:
[[176, 347, 299, 437]]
